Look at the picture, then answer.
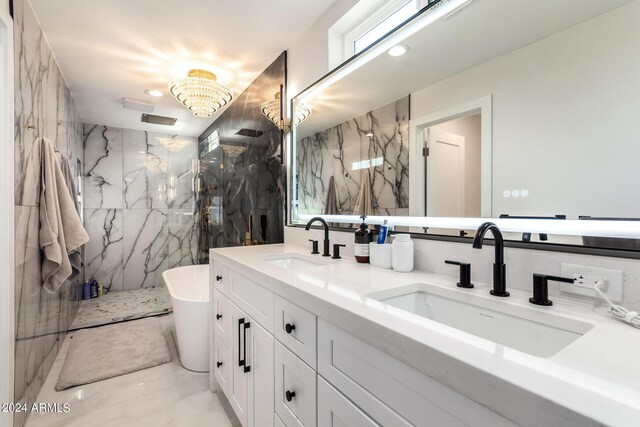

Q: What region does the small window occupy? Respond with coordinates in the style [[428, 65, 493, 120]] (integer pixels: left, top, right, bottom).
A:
[[343, 0, 439, 58], [353, 1, 416, 54]]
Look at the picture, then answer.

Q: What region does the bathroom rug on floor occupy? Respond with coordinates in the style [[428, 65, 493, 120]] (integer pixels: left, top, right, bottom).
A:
[[69, 287, 173, 330], [55, 317, 172, 391]]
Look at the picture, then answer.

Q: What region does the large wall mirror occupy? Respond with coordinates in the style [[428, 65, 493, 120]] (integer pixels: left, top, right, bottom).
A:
[[289, 0, 640, 253]]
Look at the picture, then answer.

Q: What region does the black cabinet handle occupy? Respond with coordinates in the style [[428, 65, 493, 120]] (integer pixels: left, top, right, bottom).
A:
[[216, 314, 222, 320], [238, 318, 245, 368], [285, 323, 296, 334], [216, 361, 223, 368], [216, 275, 222, 281], [242, 320, 251, 373], [285, 390, 296, 402]]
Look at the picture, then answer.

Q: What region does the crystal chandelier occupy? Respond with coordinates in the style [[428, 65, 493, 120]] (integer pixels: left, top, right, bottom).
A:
[[169, 69, 233, 118], [261, 92, 312, 130]]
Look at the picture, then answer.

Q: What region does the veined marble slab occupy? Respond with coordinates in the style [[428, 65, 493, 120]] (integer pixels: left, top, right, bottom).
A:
[[196, 52, 286, 253], [296, 96, 409, 217], [83, 125, 199, 290], [13, 0, 84, 426]]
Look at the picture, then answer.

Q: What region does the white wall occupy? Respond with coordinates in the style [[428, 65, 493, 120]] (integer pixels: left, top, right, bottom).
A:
[[288, 0, 359, 99], [429, 114, 481, 217], [411, 1, 640, 220], [0, 0, 13, 425]]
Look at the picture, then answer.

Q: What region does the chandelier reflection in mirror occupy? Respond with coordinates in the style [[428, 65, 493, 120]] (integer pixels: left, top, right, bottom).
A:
[[261, 92, 312, 130], [156, 136, 192, 152], [169, 69, 233, 118], [221, 143, 247, 158]]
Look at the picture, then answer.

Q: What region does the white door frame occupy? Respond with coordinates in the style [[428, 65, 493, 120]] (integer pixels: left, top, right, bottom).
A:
[[0, 1, 14, 426], [409, 95, 492, 218]]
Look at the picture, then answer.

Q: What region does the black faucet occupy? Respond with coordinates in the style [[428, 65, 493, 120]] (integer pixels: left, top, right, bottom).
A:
[[305, 217, 331, 257], [472, 222, 509, 297]]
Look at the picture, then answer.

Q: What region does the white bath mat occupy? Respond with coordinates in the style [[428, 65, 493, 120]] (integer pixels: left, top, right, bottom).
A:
[[69, 287, 172, 330], [55, 317, 172, 391]]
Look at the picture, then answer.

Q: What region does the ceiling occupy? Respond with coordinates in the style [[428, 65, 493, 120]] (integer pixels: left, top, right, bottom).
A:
[[30, 0, 339, 137], [296, 0, 635, 138]]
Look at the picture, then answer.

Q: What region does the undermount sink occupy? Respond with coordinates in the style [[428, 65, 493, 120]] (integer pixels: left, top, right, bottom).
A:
[[262, 253, 327, 270], [368, 283, 593, 358]]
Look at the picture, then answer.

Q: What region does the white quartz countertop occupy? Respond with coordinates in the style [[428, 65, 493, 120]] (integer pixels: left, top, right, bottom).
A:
[[211, 244, 640, 427]]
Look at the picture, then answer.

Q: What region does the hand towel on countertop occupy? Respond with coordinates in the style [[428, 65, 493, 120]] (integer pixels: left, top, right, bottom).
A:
[[39, 138, 89, 293], [60, 156, 82, 278]]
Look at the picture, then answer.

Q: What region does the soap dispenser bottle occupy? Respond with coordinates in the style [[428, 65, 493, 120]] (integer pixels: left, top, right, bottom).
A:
[[354, 216, 371, 263]]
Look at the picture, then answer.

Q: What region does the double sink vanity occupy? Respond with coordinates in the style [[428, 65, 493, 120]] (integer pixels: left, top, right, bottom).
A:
[[209, 242, 640, 427], [204, 2, 640, 425]]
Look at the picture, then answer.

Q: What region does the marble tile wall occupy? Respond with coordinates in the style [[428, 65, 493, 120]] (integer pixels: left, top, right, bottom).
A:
[[296, 96, 410, 218], [13, 0, 84, 426], [197, 52, 286, 257], [83, 125, 198, 293]]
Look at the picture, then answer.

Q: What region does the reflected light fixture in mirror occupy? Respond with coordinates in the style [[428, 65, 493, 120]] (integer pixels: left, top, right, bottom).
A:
[[261, 92, 284, 128], [156, 136, 192, 152], [221, 144, 247, 159], [262, 92, 312, 130], [169, 69, 233, 118]]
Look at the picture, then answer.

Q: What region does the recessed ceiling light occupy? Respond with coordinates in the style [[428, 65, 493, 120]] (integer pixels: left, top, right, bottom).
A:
[[388, 44, 409, 57], [145, 89, 164, 97]]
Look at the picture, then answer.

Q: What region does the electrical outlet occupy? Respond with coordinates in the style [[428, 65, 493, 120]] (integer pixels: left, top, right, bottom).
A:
[[560, 263, 623, 303]]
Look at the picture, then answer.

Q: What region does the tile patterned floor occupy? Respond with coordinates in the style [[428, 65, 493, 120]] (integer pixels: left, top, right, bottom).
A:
[[25, 315, 240, 427], [69, 287, 172, 330]]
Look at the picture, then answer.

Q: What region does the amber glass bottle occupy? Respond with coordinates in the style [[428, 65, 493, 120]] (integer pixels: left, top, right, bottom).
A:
[[354, 220, 371, 263]]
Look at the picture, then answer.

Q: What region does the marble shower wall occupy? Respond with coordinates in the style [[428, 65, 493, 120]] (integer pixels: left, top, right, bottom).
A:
[[83, 125, 199, 292], [13, 0, 84, 426], [296, 96, 410, 217], [198, 52, 286, 255]]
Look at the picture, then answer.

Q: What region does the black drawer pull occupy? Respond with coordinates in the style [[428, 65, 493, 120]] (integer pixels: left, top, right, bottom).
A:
[[216, 275, 222, 281], [216, 361, 223, 368], [285, 390, 296, 402], [238, 318, 251, 373], [285, 323, 295, 334], [238, 318, 245, 368], [216, 314, 222, 320]]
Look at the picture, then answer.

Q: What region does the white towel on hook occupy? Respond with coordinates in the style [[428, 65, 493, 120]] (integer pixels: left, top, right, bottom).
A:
[[39, 138, 89, 293], [60, 156, 83, 277]]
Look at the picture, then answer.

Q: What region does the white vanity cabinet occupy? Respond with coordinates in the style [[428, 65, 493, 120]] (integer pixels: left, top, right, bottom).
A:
[[317, 377, 380, 427], [211, 257, 515, 427], [317, 319, 516, 427], [213, 282, 274, 427], [274, 341, 317, 427]]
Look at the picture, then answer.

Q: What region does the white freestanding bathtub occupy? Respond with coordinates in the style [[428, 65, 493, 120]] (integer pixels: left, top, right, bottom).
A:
[[162, 264, 210, 372]]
